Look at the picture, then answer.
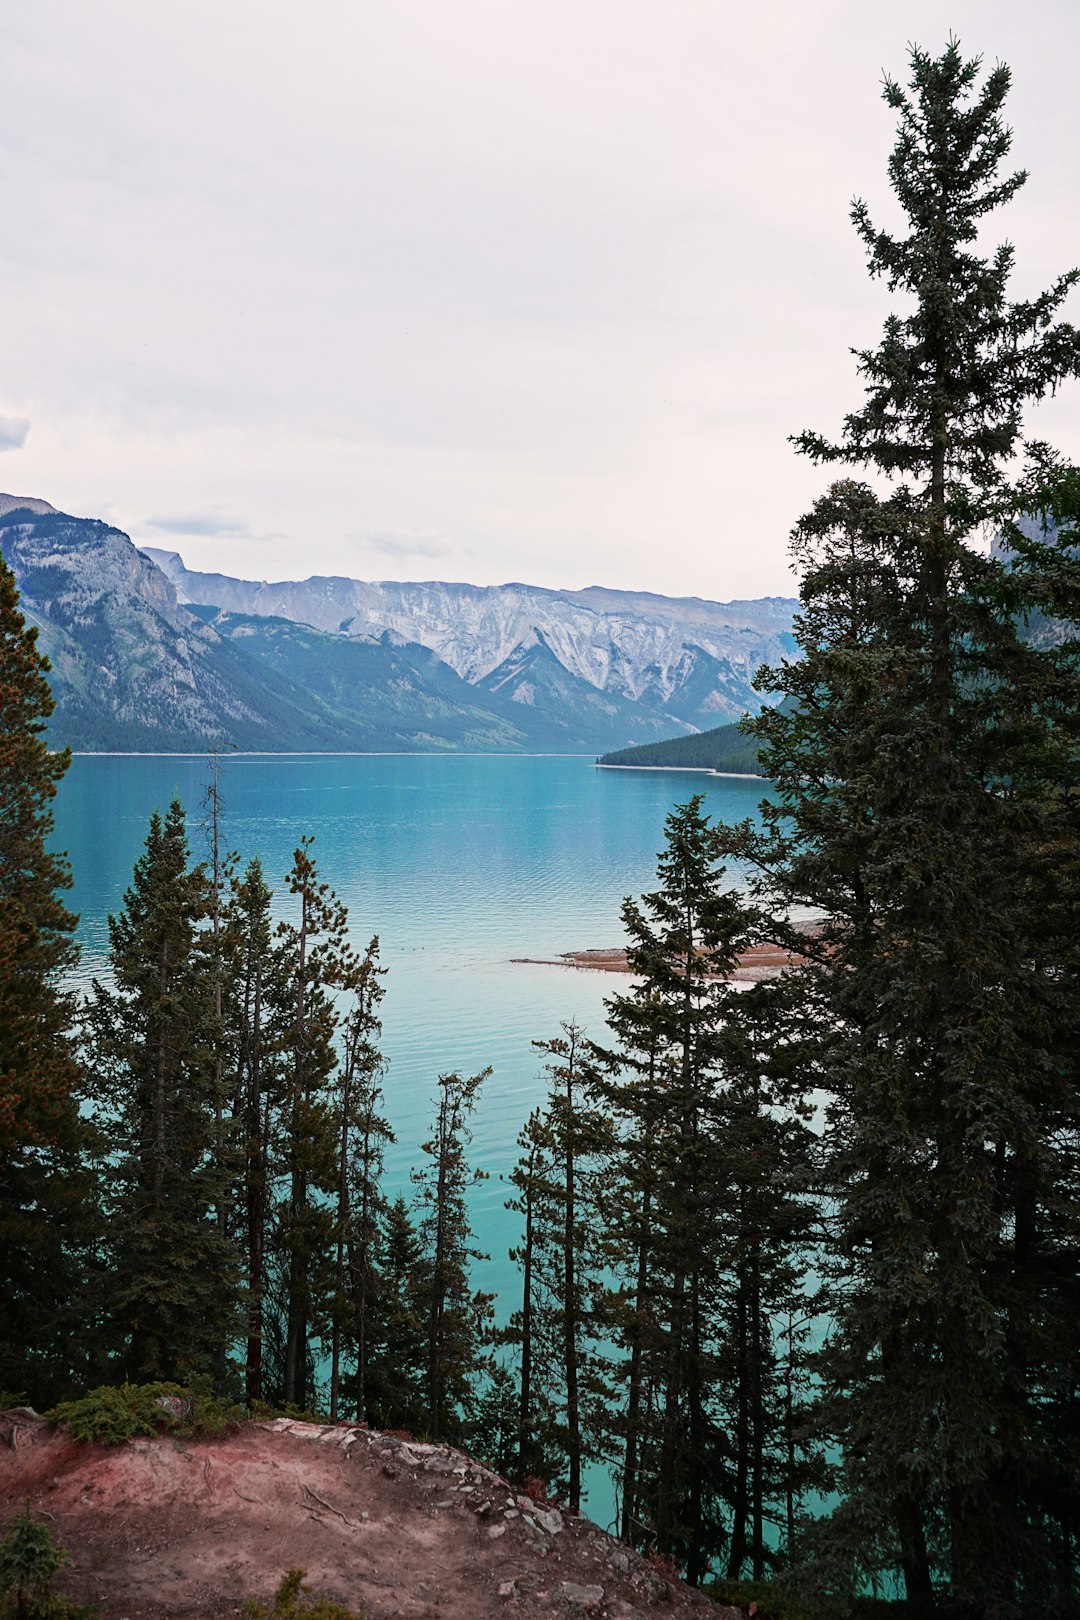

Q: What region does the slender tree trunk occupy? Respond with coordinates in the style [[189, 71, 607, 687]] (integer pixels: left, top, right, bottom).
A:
[[427, 1090, 451, 1442], [354, 1126, 373, 1422], [727, 1255, 749, 1580], [621, 1180, 652, 1545], [686, 1277, 706, 1585], [330, 1050, 353, 1422], [784, 1312, 796, 1558], [209, 754, 226, 1246], [563, 1038, 582, 1512], [153, 938, 170, 1210], [750, 1238, 765, 1581], [656, 940, 695, 1554], [245, 969, 265, 1404], [518, 1143, 536, 1474], [284, 887, 309, 1409]]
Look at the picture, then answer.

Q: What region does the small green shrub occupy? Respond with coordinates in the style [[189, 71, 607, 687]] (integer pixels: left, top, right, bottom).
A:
[[47, 1383, 245, 1445], [0, 1501, 97, 1619], [243, 1569, 364, 1619]]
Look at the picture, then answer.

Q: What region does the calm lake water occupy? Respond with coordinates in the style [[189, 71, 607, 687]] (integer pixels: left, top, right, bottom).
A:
[[55, 752, 771, 1510]]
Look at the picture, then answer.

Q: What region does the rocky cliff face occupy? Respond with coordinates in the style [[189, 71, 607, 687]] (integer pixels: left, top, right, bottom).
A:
[[1, 495, 797, 751], [146, 549, 798, 729], [0, 506, 262, 749]]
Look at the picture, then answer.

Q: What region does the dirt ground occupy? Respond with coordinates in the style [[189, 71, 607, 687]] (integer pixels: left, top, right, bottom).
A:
[[0, 1410, 740, 1620]]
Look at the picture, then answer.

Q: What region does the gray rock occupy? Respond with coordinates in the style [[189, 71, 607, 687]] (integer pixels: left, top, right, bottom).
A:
[[560, 1583, 605, 1611]]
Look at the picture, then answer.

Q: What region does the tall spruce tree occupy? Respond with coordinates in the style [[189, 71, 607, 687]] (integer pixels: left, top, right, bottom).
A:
[[364, 1193, 428, 1433], [505, 1107, 564, 1485], [413, 1066, 492, 1443], [328, 934, 391, 1422], [274, 837, 348, 1410], [734, 42, 1080, 1617], [0, 557, 91, 1404], [226, 855, 280, 1405], [505, 1026, 609, 1507], [590, 797, 755, 1579], [85, 799, 241, 1384]]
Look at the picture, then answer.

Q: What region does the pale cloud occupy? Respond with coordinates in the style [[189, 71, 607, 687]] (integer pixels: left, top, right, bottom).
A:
[[354, 530, 458, 563], [0, 415, 30, 452], [144, 509, 254, 539], [1, 0, 1077, 597]]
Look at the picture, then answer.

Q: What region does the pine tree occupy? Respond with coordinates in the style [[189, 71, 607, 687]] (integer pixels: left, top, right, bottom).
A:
[[85, 799, 241, 1384], [504, 1107, 564, 1484], [274, 838, 348, 1410], [590, 797, 754, 1578], [413, 1067, 492, 1443], [329, 934, 391, 1422], [227, 855, 279, 1405], [735, 42, 1080, 1617], [0, 556, 92, 1404], [364, 1194, 427, 1433], [711, 974, 821, 1583]]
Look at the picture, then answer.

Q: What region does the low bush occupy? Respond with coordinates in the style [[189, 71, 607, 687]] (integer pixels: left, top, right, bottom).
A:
[[47, 1382, 245, 1445], [0, 1501, 97, 1619], [243, 1569, 364, 1619]]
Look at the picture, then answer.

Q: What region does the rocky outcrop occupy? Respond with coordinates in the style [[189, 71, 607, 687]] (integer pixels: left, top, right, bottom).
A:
[[145, 548, 798, 730], [1, 494, 796, 750], [0, 1408, 739, 1620]]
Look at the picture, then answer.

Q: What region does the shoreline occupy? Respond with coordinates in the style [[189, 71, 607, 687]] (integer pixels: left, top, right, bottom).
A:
[[594, 762, 768, 780], [67, 749, 601, 759], [513, 935, 815, 983]]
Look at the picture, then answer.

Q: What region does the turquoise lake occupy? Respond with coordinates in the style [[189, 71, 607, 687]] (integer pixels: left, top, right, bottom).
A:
[[55, 753, 771, 1509]]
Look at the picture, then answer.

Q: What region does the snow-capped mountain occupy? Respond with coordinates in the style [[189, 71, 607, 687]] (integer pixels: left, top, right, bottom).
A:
[[0, 493, 799, 752], [144, 550, 798, 731]]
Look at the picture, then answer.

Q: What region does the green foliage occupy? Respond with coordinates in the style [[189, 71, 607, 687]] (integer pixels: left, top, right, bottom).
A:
[[0, 1501, 95, 1619], [82, 798, 242, 1385], [47, 1382, 245, 1445], [732, 38, 1080, 1619], [584, 797, 818, 1583], [0, 555, 98, 1410], [361, 1196, 427, 1435], [243, 1569, 364, 1620], [599, 716, 768, 774], [413, 1067, 493, 1443]]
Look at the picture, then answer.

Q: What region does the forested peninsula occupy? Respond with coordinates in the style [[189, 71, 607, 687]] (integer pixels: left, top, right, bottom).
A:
[[3, 41, 1080, 1620], [597, 716, 768, 775]]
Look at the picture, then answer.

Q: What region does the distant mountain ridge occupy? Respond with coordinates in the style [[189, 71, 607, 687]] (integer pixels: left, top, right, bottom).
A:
[[1, 495, 799, 753], [145, 548, 798, 730]]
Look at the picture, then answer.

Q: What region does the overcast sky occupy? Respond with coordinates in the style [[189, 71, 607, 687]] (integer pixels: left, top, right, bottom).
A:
[[1, 0, 1078, 599]]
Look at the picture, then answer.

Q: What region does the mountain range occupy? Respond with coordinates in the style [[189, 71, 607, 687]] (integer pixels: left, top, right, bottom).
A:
[[1, 496, 797, 753]]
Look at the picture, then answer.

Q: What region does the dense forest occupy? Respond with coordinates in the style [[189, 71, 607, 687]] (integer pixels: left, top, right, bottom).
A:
[[2, 43, 1080, 1620], [598, 717, 769, 776]]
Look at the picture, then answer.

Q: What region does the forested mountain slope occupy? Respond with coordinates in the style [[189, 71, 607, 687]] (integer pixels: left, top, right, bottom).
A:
[[147, 546, 797, 731], [0, 496, 798, 751]]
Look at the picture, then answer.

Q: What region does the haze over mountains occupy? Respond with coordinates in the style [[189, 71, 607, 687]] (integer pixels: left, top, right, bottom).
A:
[[1, 496, 797, 753]]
